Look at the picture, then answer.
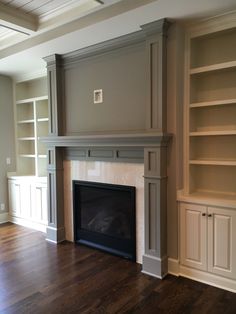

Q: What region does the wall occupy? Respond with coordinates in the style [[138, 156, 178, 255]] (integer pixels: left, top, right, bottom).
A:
[[0, 75, 16, 222], [166, 24, 185, 259], [64, 42, 146, 134]]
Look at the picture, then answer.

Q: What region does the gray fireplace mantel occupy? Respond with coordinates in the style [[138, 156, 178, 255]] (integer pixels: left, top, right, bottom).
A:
[[41, 132, 171, 147], [43, 18, 171, 279], [41, 132, 172, 163]]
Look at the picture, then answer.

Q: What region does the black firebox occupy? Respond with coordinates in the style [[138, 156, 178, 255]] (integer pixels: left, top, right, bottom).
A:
[[73, 180, 136, 261]]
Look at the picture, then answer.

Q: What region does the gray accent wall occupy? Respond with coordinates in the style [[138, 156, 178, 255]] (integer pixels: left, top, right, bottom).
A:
[[64, 42, 146, 134], [0, 75, 16, 214]]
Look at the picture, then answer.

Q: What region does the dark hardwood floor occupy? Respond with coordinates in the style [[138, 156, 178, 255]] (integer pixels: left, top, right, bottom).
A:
[[0, 223, 235, 314]]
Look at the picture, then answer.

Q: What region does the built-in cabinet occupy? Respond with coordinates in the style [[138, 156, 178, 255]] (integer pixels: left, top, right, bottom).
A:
[[180, 203, 236, 280], [178, 13, 236, 291], [8, 176, 47, 232], [8, 77, 48, 231]]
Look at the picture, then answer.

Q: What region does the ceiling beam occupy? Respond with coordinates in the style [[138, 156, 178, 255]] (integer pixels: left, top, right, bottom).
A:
[[0, 3, 38, 34]]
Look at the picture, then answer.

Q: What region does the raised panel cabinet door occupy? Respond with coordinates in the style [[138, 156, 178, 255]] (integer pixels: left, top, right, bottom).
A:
[[31, 183, 48, 224], [208, 206, 236, 279], [20, 182, 31, 219], [8, 180, 19, 216], [180, 203, 207, 271], [8, 180, 22, 217]]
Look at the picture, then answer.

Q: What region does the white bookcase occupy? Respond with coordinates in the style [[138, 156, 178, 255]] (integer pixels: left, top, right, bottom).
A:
[[178, 12, 236, 292], [8, 76, 49, 232], [15, 77, 48, 176], [186, 26, 236, 202]]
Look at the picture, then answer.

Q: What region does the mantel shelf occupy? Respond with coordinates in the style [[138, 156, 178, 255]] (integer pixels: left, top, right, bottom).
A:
[[40, 132, 172, 148]]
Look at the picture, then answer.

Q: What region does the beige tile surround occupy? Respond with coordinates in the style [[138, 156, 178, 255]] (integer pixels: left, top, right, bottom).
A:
[[63, 160, 144, 263]]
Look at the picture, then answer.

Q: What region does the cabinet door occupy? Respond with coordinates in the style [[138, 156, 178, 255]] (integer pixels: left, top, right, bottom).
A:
[[8, 180, 21, 217], [31, 183, 48, 224], [20, 182, 31, 219], [8, 179, 31, 219], [180, 203, 207, 271], [208, 207, 236, 279]]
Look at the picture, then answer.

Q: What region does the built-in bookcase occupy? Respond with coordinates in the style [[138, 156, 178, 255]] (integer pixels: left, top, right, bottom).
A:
[[184, 21, 236, 205], [8, 76, 49, 232], [179, 15, 236, 292], [15, 77, 48, 177]]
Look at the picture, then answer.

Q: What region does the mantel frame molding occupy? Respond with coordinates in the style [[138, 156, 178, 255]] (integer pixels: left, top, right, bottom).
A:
[[43, 18, 171, 279]]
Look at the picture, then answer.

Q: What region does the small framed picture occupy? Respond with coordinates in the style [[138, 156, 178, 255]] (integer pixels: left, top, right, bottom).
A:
[[94, 89, 103, 104]]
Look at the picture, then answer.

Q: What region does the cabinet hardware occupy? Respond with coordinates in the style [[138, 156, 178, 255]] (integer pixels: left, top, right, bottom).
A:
[[208, 214, 212, 217], [202, 213, 206, 216]]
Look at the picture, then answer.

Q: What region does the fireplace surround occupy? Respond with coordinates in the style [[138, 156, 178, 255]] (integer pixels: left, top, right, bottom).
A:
[[64, 160, 145, 263], [42, 18, 171, 279]]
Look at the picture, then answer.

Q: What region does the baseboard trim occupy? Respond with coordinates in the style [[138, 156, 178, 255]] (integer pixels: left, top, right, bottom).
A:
[[141, 269, 166, 279], [168, 258, 180, 276], [179, 265, 236, 293], [46, 226, 65, 243], [142, 254, 168, 279], [10, 216, 47, 233], [0, 212, 9, 224]]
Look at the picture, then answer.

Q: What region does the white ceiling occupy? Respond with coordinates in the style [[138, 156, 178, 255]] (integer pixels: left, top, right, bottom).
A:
[[0, 0, 236, 81], [0, 0, 104, 47]]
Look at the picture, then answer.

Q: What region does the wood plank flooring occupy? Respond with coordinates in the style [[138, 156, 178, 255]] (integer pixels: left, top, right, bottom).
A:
[[0, 223, 235, 314]]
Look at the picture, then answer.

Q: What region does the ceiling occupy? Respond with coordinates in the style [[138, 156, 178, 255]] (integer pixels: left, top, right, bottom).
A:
[[0, 0, 106, 47], [0, 0, 236, 81]]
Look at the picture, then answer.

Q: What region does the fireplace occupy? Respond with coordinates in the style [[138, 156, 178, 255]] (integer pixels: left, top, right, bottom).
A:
[[73, 180, 136, 261]]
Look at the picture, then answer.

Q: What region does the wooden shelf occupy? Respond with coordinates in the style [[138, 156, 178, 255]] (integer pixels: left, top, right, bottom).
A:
[[190, 60, 236, 75], [18, 119, 34, 124], [37, 118, 49, 122], [190, 159, 236, 166], [19, 154, 36, 158], [190, 130, 236, 136], [178, 190, 236, 209], [18, 137, 35, 141], [190, 190, 236, 203], [16, 95, 48, 105], [190, 98, 236, 108]]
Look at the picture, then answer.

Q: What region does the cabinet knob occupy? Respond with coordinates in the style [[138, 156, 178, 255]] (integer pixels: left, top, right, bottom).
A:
[[202, 213, 206, 216], [208, 214, 212, 217]]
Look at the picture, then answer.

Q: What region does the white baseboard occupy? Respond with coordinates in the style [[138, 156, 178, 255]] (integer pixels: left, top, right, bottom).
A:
[[179, 265, 236, 293], [168, 258, 180, 276], [167, 259, 236, 292], [0, 212, 9, 224], [10, 216, 47, 233]]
